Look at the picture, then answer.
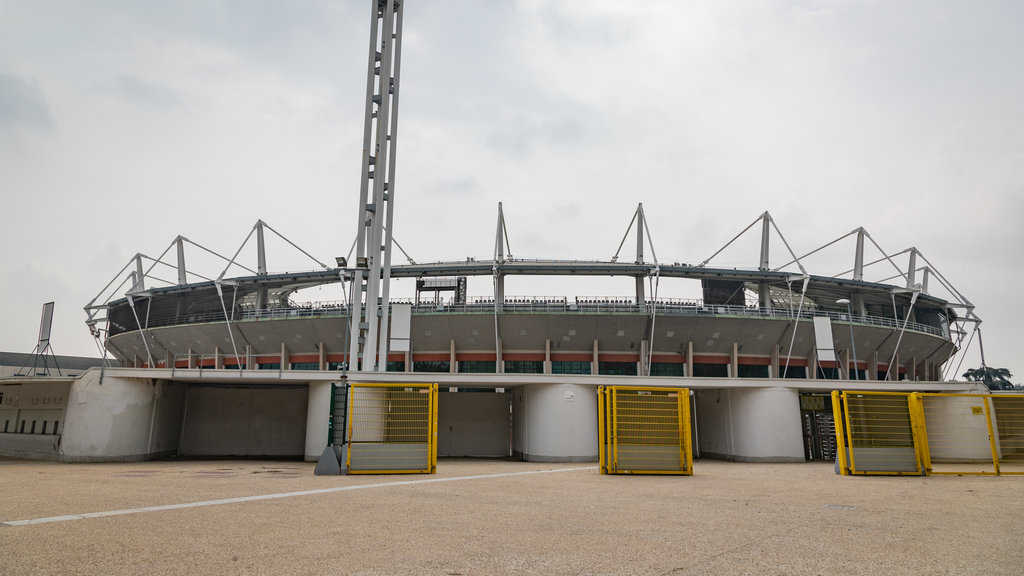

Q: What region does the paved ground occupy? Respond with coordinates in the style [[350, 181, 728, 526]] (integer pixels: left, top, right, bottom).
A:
[[1, 458, 1022, 575]]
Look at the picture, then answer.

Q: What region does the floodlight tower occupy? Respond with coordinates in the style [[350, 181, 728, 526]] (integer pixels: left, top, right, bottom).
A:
[[347, 0, 405, 372]]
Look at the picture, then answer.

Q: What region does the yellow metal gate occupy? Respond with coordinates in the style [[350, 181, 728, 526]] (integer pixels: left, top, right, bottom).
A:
[[346, 383, 438, 474], [833, 390, 1024, 476], [598, 386, 692, 475]]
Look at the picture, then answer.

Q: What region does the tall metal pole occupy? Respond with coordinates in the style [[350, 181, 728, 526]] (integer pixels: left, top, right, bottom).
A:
[[348, 0, 405, 372]]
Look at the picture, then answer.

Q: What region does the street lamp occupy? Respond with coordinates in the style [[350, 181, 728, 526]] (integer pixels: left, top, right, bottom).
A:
[[836, 299, 860, 381]]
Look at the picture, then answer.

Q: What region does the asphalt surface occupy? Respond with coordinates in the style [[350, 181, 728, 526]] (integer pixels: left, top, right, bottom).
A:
[[1, 458, 1021, 575]]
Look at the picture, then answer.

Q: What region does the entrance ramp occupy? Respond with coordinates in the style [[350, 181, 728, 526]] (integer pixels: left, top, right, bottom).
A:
[[598, 386, 692, 475], [346, 383, 438, 474]]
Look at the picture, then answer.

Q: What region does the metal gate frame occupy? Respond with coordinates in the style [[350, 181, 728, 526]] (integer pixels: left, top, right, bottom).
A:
[[346, 382, 438, 474], [833, 390, 1024, 476], [598, 385, 693, 475]]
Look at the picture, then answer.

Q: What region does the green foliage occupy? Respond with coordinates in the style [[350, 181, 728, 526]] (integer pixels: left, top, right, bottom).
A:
[[962, 367, 1016, 391]]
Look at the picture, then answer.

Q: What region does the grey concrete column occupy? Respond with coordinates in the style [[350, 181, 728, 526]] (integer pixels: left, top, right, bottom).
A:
[[281, 343, 289, 370], [639, 340, 649, 376], [770, 345, 779, 379], [730, 342, 739, 379], [319, 342, 326, 370], [450, 339, 456, 374], [592, 340, 599, 376], [304, 381, 332, 461], [405, 350, 411, 372], [214, 346, 223, 370], [497, 338, 504, 374], [544, 339, 552, 374], [187, 349, 195, 369], [686, 341, 693, 378], [808, 349, 816, 379]]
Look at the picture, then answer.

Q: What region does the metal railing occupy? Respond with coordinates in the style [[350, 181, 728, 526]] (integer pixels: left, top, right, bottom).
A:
[[122, 295, 946, 338]]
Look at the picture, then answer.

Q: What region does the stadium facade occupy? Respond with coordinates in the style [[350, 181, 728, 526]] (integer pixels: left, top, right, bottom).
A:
[[1, 0, 979, 464]]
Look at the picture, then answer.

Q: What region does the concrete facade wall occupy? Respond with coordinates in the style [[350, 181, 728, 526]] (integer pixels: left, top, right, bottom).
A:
[[60, 371, 164, 462], [438, 391, 510, 457], [695, 387, 805, 462], [304, 380, 333, 461], [513, 383, 598, 462], [179, 385, 308, 457]]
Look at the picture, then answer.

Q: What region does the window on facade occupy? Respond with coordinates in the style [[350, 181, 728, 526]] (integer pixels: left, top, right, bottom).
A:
[[53, 420, 59, 434], [504, 360, 544, 374], [290, 362, 319, 371], [691, 363, 728, 378], [737, 365, 769, 378], [385, 361, 406, 372], [20, 421, 25, 433], [551, 361, 591, 375], [41, 421, 48, 434], [849, 368, 866, 380], [413, 361, 451, 373], [31, 420, 36, 434], [258, 363, 281, 370], [458, 361, 496, 373], [649, 363, 685, 377], [599, 361, 638, 376], [817, 367, 839, 380], [223, 362, 246, 370], [781, 366, 807, 379], [3, 419, 8, 433]]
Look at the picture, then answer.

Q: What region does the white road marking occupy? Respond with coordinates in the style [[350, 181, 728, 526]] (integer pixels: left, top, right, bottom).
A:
[[1, 466, 597, 527]]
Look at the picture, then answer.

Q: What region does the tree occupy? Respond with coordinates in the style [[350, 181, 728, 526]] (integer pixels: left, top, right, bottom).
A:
[[962, 367, 1015, 391]]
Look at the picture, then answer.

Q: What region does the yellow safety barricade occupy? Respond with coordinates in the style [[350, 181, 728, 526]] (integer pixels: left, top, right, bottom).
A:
[[346, 383, 438, 474], [599, 386, 692, 475], [834, 390, 1024, 476], [832, 391, 925, 476]]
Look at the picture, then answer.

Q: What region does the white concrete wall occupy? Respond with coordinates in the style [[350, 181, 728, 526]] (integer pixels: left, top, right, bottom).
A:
[[304, 380, 333, 461], [513, 383, 597, 462], [179, 385, 307, 457], [60, 371, 163, 461], [695, 387, 805, 462], [438, 391, 510, 457]]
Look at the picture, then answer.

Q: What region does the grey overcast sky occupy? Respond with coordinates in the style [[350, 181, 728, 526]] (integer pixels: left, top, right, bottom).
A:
[[1, 1, 1022, 382]]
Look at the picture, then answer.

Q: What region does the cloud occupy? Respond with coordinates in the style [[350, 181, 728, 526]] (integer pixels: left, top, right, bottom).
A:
[[0, 73, 52, 133], [103, 74, 179, 108]]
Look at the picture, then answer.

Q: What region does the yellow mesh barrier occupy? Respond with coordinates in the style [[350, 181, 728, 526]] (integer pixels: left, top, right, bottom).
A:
[[599, 386, 692, 475], [346, 383, 438, 474], [834, 390, 1024, 477], [833, 391, 924, 476]]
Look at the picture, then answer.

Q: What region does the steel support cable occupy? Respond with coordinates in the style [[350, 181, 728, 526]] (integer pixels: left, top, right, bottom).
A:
[[699, 212, 765, 268], [611, 209, 640, 263], [126, 295, 154, 368], [782, 276, 810, 378], [183, 237, 256, 276], [767, 217, 808, 276], [218, 225, 259, 281], [260, 220, 331, 270], [945, 323, 978, 381], [885, 291, 919, 380], [646, 268, 661, 376], [214, 281, 244, 372], [773, 228, 859, 272]]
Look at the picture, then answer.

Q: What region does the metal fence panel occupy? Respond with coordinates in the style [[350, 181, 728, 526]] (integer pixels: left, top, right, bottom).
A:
[[833, 391, 924, 475], [991, 395, 1024, 475], [919, 394, 998, 475], [346, 383, 437, 474], [599, 386, 692, 475]]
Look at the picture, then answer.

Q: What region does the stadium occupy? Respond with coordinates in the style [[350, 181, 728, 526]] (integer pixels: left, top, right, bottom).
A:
[[2, 0, 981, 465]]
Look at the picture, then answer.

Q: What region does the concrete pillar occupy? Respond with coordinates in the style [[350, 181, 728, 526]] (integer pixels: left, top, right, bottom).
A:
[[164, 351, 171, 369], [694, 387, 806, 462], [686, 341, 693, 378], [187, 349, 195, 369], [808, 349, 816, 379], [639, 340, 649, 376], [730, 342, 739, 379], [450, 339, 456, 373], [318, 342, 326, 370], [281, 343, 289, 371], [246, 345, 255, 371], [839, 348, 849, 380], [513, 383, 598, 462], [405, 350, 411, 372], [592, 340, 599, 376], [497, 338, 504, 374], [214, 347, 223, 370], [910, 355, 917, 381], [872, 350, 880, 381], [544, 339, 552, 374], [304, 381, 333, 461], [770, 345, 779, 379]]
